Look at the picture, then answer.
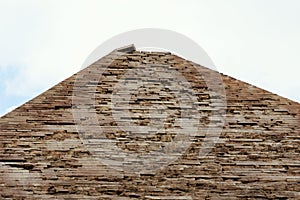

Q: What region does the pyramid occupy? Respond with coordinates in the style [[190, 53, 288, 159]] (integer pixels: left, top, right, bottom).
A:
[[1, 45, 299, 199]]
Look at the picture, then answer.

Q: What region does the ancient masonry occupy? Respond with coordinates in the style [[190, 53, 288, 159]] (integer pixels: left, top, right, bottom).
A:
[[0, 45, 299, 199]]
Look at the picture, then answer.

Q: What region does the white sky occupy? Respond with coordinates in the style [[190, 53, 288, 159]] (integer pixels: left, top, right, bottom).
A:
[[0, 0, 299, 116]]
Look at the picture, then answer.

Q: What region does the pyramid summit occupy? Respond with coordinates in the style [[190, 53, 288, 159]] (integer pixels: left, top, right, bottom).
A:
[[0, 46, 299, 199]]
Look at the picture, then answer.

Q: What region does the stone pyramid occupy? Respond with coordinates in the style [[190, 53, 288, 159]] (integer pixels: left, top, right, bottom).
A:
[[0, 45, 299, 199]]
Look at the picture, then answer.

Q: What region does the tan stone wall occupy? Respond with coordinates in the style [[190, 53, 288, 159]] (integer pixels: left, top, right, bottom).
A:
[[0, 50, 299, 199]]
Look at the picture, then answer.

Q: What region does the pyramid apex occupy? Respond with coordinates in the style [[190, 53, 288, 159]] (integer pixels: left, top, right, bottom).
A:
[[115, 44, 136, 53]]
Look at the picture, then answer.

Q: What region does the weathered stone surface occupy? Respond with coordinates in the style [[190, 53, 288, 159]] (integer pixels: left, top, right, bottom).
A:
[[0, 48, 299, 199]]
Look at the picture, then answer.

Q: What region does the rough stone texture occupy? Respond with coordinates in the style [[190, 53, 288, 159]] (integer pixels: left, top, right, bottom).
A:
[[0, 48, 299, 199]]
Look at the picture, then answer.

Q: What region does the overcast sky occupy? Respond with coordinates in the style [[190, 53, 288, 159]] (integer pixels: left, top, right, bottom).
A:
[[0, 0, 299, 116]]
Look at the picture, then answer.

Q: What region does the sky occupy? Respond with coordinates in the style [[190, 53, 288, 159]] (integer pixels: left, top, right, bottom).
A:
[[0, 0, 299, 116]]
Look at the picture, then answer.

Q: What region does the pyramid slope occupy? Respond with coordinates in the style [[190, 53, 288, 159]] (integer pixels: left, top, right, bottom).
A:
[[0, 48, 299, 199]]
